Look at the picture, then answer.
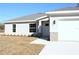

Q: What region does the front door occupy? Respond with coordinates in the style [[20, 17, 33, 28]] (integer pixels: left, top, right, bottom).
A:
[[42, 21, 49, 37]]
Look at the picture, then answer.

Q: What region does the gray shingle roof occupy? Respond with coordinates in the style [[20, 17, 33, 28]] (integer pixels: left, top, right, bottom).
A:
[[6, 13, 47, 23], [46, 6, 79, 17], [50, 6, 79, 12], [56, 7, 79, 11]]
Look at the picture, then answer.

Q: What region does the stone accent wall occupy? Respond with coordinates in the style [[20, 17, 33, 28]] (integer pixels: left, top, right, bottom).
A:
[[50, 32, 58, 41]]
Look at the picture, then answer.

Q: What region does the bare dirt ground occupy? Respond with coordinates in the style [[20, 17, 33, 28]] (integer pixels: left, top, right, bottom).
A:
[[0, 35, 44, 55]]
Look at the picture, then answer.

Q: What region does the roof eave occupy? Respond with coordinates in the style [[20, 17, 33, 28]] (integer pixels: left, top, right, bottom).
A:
[[35, 15, 48, 20], [5, 20, 36, 24], [46, 10, 79, 14]]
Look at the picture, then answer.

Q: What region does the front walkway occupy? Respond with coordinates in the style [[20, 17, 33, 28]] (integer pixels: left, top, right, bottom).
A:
[[31, 38, 79, 55], [31, 38, 50, 45]]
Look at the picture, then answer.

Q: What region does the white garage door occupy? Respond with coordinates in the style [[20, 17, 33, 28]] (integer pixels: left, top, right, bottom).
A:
[[58, 21, 79, 41]]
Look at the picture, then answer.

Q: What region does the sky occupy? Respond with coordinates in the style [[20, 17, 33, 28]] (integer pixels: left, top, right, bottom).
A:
[[0, 3, 77, 23]]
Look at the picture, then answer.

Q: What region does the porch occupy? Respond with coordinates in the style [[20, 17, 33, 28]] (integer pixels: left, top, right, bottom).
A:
[[37, 18, 50, 41]]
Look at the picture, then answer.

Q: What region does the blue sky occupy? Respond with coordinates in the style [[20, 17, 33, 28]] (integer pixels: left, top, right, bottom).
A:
[[0, 3, 77, 23]]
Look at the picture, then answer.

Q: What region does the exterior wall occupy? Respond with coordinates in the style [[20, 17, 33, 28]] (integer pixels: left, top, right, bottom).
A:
[[49, 17, 58, 41], [5, 23, 36, 36], [5, 18, 49, 36], [50, 32, 58, 41], [5, 24, 13, 35], [49, 16, 79, 42]]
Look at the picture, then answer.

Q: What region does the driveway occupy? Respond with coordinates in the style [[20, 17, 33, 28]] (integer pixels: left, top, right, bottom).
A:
[[31, 38, 79, 55]]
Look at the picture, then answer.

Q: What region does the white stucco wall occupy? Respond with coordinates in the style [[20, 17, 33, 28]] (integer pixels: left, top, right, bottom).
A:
[[5, 17, 49, 36], [5, 24, 13, 35], [49, 17, 58, 32], [5, 23, 36, 36], [49, 16, 79, 32]]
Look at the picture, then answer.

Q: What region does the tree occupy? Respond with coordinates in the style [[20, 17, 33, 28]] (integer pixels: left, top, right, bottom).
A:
[[77, 4, 79, 7], [0, 23, 4, 30]]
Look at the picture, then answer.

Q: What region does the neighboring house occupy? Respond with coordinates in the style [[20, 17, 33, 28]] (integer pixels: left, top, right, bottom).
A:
[[5, 6, 79, 42]]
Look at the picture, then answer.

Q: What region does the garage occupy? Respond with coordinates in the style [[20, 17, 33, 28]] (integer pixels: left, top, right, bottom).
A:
[[58, 20, 79, 41]]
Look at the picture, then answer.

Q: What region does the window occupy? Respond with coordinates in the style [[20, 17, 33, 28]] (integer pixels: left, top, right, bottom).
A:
[[30, 24, 36, 27], [13, 24, 16, 32], [30, 29, 36, 32], [45, 23, 49, 26], [29, 24, 36, 32], [53, 20, 55, 24]]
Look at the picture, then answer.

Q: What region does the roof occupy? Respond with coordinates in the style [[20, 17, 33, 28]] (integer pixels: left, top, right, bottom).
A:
[[49, 6, 79, 12], [46, 6, 79, 16], [55, 7, 79, 11], [5, 13, 47, 23]]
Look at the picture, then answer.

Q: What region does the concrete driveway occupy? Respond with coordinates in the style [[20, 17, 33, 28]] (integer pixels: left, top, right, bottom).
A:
[[31, 38, 79, 55]]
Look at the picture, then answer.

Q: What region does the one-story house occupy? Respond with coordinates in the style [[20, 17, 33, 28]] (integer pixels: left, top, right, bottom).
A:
[[5, 13, 49, 38], [5, 6, 79, 42]]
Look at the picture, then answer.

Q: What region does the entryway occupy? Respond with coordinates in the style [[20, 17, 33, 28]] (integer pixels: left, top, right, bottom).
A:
[[41, 21, 49, 41]]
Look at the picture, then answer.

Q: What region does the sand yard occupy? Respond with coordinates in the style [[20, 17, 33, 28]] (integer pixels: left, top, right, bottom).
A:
[[0, 35, 44, 55]]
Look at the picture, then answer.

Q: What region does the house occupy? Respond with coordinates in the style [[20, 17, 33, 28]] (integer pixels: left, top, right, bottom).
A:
[[5, 6, 79, 42], [5, 13, 49, 38]]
